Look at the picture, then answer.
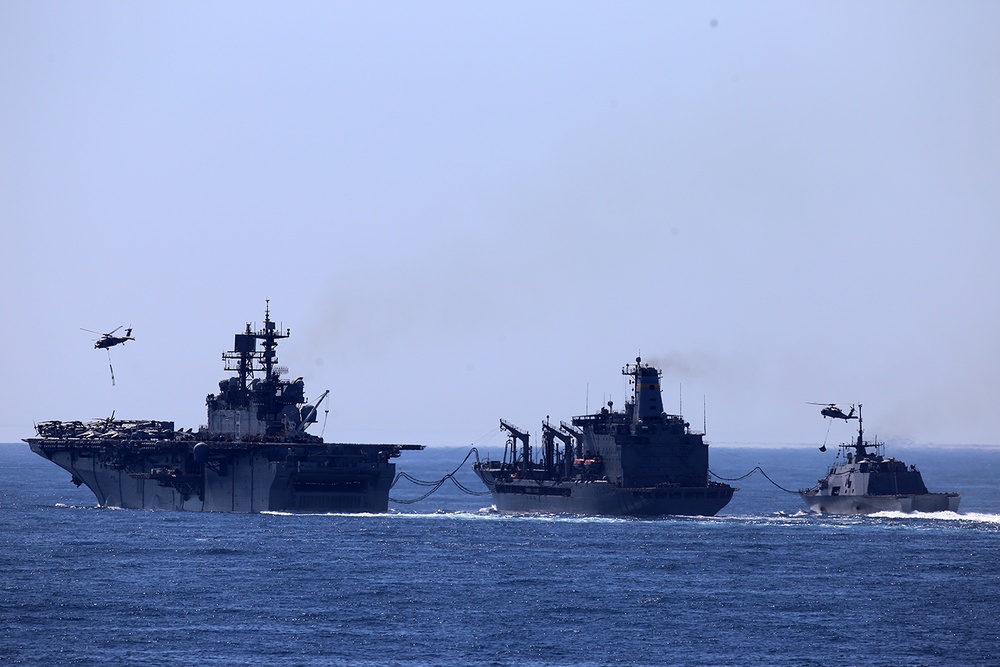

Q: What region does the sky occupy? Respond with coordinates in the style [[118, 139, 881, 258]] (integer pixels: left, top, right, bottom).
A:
[[2, 2, 999, 451]]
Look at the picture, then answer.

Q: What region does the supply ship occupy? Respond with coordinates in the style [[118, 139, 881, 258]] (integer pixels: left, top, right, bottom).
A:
[[473, 358, 735, 516], [26, 305, 424, 513], [800, 404, 960, 514]]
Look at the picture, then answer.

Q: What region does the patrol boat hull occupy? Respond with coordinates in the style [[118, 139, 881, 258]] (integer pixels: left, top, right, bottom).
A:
[[799, 404, 960, 515], [800, 491, 961, 515], [474, 358, 735, 517]]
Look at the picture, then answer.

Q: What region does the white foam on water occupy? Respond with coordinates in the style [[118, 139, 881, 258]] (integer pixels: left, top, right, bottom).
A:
[[869, 510, 1000, 524], [260, 508, 1000, 528], [262, 508, 644, 524]]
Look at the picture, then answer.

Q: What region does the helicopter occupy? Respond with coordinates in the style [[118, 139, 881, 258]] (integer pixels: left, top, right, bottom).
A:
[[81, 326, 134, 386], [808, 402, 857, 421], [82, 326, 134, 350]]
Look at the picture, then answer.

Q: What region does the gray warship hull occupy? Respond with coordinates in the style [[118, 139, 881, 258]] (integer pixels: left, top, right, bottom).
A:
[[800, 491, 960, 515], [28, 437, 399, 513], [473, 359, 735, 517], [475, 470, 735, 516], [26, 306, 423, 513], [800, 404, 960, 515]]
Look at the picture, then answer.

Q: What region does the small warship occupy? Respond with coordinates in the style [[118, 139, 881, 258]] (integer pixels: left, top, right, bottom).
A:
[[26, 305, 424, 513], [800, 404, 960, 514], [473, 358, 735, 516]]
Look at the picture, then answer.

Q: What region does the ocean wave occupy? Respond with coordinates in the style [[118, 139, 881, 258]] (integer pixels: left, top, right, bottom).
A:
[[53, 503, 125, 511], [260, 508, 1000, 529], [262, 508, 651, 524]]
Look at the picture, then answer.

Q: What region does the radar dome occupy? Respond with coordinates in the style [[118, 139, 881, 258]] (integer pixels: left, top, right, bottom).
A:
[[192, 442, 210, 463]]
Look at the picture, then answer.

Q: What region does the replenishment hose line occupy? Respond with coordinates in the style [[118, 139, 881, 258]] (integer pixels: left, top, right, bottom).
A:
[[390, 447, 492, 504], [710, 467, 800, 494]]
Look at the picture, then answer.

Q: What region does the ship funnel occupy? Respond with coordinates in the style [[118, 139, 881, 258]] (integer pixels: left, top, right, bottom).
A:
[[633, 364, 664, 421]]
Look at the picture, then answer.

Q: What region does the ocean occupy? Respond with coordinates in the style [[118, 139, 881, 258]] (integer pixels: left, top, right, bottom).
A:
[[2, 442, 998, 666]]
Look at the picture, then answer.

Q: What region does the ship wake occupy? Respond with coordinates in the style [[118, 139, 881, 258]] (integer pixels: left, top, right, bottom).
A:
[[869, 510, 1000, 525]]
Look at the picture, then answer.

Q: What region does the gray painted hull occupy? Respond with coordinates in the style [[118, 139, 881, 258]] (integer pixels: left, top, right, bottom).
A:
[[29, 441, 396, 513], [26, 307, 423, 513], [475, 469, 734, 516], [800, 492, 961, 515]]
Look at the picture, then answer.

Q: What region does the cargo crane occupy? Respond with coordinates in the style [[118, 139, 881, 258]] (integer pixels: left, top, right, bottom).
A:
[[500, 418, 531, 473], [543, 421, 576, 478]]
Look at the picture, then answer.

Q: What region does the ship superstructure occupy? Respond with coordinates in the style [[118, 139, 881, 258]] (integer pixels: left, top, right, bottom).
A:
[[473, 358, 735, 516], [799, 404, 960, 514], [27, 305, 423, 513]]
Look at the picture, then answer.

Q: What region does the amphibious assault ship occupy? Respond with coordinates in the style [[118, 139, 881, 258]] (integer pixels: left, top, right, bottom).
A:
[[473, 358, 735, 516], [800, 404, 960, 514], [26, 306, 424, 513]]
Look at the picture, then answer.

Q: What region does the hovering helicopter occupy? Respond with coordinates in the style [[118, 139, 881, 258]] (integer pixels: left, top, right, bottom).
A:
[[808, 402, 857, 421], [82, 326, 134, 350]]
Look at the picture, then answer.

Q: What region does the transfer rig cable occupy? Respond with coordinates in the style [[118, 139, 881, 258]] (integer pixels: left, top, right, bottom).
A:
[[389, 447, 491, 504], [710, 467, 800, 494]]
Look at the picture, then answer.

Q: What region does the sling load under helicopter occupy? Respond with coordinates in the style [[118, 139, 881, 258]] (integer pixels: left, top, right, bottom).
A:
[[808, 402, 857, 451], [81, 326, 135, 385]]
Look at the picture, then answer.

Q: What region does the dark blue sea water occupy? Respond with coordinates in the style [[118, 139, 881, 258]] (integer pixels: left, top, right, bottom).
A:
[[2, 443, 999, 666]]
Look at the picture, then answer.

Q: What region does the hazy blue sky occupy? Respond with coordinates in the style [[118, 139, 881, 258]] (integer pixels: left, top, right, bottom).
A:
[[3, 2, 999, 451]]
